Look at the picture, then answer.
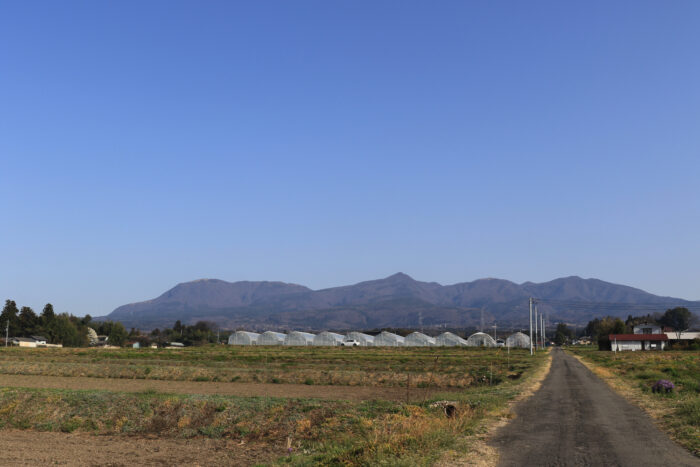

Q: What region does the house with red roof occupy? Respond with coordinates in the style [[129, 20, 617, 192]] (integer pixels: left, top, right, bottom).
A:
[[609, 323, 668, 351]]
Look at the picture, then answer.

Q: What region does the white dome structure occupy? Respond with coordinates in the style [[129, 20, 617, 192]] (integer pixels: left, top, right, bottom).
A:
[[466, 332, 497, 347], [284, 331, 315, 346], [434, 332, 468, 347], [258, 331, 286, 346], [404, 332, 436, 347], [345, 331, 375, 346], [228, 331, 260, 345], [313, 332, 345, 346], [373, 331, 405, 347], [505, 332, 530, 349]]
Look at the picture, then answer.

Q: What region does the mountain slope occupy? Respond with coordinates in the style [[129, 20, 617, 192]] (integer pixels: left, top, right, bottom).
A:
[[103, 274, 698, 330]]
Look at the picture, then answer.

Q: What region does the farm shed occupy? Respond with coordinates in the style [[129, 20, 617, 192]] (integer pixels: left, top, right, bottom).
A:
[[258, 331, 286, 346], [404, 332, 436, 347], [345, 331, 375, 346], [434, 332, 468, 346], [374, 331, 405, 347], [609, 333, 668, 351], [505, 332, 530, 349], [466, 332, 497, 347], [313, 332, 345, 346], [228, 331, 260, 346], [284, 331, 315, 346]]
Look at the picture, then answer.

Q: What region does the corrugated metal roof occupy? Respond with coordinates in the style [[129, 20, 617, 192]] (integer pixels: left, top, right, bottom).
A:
[[609, 334, 668, 341]]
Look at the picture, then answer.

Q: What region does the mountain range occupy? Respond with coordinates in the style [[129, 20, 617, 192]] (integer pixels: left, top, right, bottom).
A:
[[102, 273, 699, 331]]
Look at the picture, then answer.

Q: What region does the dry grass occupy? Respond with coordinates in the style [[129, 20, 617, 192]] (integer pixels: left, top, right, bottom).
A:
[[438, 349, 553, 467]]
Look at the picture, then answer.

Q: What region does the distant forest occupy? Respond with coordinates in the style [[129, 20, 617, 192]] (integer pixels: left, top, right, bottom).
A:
[[1, 299, 221, 347]]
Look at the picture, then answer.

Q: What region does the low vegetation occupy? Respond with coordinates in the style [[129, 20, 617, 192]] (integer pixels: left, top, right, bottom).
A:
[[0, 345, 550, 465], [0, 345, 534, 389], [567, 347, 700, 456]]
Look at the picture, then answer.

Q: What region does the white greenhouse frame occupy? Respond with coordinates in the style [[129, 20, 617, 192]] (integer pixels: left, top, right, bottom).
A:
[[284, 331, 315, 346], [404, 332, 436, 347], [373, 331, 405, 347], [258, 331, 286, 346], [313, 331, 345, 346], [466, 332, 497, 347], [434, 332, 468, 347]]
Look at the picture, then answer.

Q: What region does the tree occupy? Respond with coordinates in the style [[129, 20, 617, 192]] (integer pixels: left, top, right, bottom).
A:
[[107, 321, 127, 346], [40, 303, 58, 343], [0, 300, 21, 337], [553, 323, 574, 345], [18, 306, 39, 335], [659, 307, 693, 340]]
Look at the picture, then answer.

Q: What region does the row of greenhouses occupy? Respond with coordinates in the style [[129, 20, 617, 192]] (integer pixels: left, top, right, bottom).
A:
[[228, 330, 531, 348]]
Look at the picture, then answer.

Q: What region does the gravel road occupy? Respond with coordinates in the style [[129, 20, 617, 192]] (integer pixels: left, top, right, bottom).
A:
[[491, 348, 699, 466]]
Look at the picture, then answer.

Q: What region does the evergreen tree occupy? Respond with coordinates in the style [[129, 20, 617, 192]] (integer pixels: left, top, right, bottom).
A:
[[18, 306, 39, 336], [1, 300, 21, 337]]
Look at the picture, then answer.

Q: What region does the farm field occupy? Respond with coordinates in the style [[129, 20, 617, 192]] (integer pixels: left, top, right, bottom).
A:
[[567, 347, 700, 457], [0, 345, 549, 465]]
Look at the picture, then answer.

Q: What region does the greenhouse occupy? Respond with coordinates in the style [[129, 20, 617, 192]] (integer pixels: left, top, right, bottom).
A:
[[373, 331, 405, 347], [345, 331, 375, 346], [505, 332, 530, 349], [258, 331, 286, 346], [466, 332, 497, 347], [434, 332, 468, 347], [228, 331, 260, 345], [284, 331, 315, 346], [404, 332, 436, 347], [313, 331, 345, 346]]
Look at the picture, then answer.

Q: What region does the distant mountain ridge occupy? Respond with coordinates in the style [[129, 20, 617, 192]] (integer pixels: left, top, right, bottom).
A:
[[104, 273, 699, 331]]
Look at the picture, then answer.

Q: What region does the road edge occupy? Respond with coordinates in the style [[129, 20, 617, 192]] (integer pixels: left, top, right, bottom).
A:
[[441, 349, 554, 467], [569, 352, 700, 459]]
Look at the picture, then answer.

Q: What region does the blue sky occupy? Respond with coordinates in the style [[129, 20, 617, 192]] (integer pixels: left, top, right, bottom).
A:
[[1, 1, 699, 316]]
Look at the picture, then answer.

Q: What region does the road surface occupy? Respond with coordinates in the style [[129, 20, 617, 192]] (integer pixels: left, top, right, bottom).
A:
[[491, 348, 699, 466]]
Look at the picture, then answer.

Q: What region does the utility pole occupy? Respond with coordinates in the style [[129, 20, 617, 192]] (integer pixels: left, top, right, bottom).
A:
[[5, 320, 8, 347], [541, 314, 546, 348], [529, 298, 534, 355], [534, 304, 539, 350]]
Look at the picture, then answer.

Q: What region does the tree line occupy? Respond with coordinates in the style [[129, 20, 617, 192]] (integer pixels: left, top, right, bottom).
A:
[[1, 299, 128, 347]]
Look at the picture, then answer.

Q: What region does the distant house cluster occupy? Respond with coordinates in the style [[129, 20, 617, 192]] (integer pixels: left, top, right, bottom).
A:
[[228, 330, 532, 348]]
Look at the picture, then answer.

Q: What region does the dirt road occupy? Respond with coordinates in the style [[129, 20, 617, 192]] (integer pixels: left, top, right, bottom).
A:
[[0, 374, 424, 401], [491, 348, 699, 466]]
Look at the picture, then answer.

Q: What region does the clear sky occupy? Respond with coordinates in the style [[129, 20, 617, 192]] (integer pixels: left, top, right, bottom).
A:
[[1, 1, 699, 317]]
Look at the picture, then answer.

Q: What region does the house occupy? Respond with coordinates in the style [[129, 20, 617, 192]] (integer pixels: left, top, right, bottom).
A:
[[609, 324, 668, 351], [11, 337, 38, 348], [31, 336, 48, 346]]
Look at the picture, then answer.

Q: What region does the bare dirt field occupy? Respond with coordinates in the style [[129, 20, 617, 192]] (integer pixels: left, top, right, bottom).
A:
[[0, 430, 278, 466], [0, 373, 426, 401]]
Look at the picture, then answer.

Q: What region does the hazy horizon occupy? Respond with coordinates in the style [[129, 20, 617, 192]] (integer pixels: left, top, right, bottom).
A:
[[2, 1, 699, 317]]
